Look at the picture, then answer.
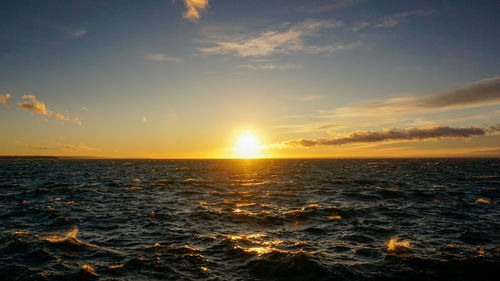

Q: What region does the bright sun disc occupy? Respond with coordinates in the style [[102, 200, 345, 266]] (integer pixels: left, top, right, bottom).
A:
[[236, 131, 260, 158]]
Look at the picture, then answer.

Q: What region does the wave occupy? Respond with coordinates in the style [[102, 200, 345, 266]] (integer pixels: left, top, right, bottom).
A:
[[245, 250, 333, 280], [43, 227, 96, 248], [386, 236, 411, 254], [2, 158, 499, 280]]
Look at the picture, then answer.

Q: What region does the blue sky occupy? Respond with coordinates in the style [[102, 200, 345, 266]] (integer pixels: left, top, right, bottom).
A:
[[1, 0, 499, 157]]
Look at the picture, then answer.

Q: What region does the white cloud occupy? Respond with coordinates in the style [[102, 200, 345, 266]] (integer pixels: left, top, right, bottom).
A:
[[144, 53, 183, 63], [199, 19, 355, 58]]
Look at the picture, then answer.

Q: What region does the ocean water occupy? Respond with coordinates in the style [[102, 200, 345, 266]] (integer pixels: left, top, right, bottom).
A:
[[0, 158, 499, 280]]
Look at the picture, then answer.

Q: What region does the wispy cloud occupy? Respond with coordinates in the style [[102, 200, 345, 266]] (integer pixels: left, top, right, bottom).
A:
[[182, 0, 210, 22], [298, 0, 362, 13], [0, 93, 11, 107], [315, 123, 339, 130], [488, 124, 500, 133], [52, 25, 87, 38], [13, 140, 97, 152], [332, 76, 500, 118], [375, 10, 433, 28], [283, 125, 490, 147], [81, 106, 88, 112], [415, 76, 500, 109], [73, 117, 82, 127], [300, 95, 323, 101], [237, 63, 303, 71], [199, 19, 358, 58], [12, 140, 49, 150], [351, 10, 433, 31], [278, 76, 500, 134], [349, 21, 369, 32], [67, 28, 87, 37], [61, 143, 95, 152], [144, 53, 183, 63], [18, 95, 53, 117]]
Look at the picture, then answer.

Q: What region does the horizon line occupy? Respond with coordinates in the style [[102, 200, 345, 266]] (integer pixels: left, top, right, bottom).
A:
[[1, 155, 499, 160]]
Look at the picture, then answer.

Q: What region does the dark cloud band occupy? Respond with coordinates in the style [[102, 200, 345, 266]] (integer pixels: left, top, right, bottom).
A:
[[285, 125, 494, 147]]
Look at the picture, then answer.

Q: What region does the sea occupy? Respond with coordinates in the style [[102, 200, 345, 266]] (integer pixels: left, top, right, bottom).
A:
[[0, 158, 499, 280]]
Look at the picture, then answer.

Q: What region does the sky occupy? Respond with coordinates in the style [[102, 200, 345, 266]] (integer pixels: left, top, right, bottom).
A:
[[1, 0, 499, 158]]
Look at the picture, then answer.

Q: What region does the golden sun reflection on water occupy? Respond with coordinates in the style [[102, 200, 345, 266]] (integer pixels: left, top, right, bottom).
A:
[[243, 246, 276, 256], [220, 232, 311, 257]]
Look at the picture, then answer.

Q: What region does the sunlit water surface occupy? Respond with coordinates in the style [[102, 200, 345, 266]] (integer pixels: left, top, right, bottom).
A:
[[1, 159, 499, 280]]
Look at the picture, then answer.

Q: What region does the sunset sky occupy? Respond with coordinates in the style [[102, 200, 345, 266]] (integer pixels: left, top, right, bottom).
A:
[[1, 0, 499, 158]]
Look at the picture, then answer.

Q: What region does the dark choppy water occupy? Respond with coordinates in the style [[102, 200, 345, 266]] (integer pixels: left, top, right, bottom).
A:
[[1, 158, 499, 280]]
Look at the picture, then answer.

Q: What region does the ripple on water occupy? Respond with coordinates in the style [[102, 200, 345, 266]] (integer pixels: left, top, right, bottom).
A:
[[1, 158, 499, 280]]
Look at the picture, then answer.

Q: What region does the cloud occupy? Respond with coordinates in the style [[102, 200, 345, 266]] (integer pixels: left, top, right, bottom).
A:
[[488, 124, 500, 133], [182, 0, 210, 22], [55, 113, 70, 121], [67, 28, 87, 37], [417, 76, 500, 109], [284, 125, 490, 147], [316, 123, 339, 130], [375, 10, 433, 28], [62, 143, 94, 152], [143, 116, 148, 122], [298, 0, 362, 13], [237, 63, 303, 71], [144, 53, 183, 63], [17, 94, 83, 126], [333, 76, 500, 117], [12, 140, 49, 150], [0, 93, 11, 107], [350, 21, 370, 32], [199, 20, 357, 58], [13, 140, 97, 152], [81, 106, 88, 112], [51, 25, 87, 38], [73, 117, 83, 127], [18, 95, 53, 117], [351, 10, 433, 31], [300, 95, 323, 101], [374, 18, 399, 28]]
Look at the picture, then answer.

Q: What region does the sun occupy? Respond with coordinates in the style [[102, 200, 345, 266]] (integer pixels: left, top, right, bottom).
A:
[[235, 131, 261, 158]]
